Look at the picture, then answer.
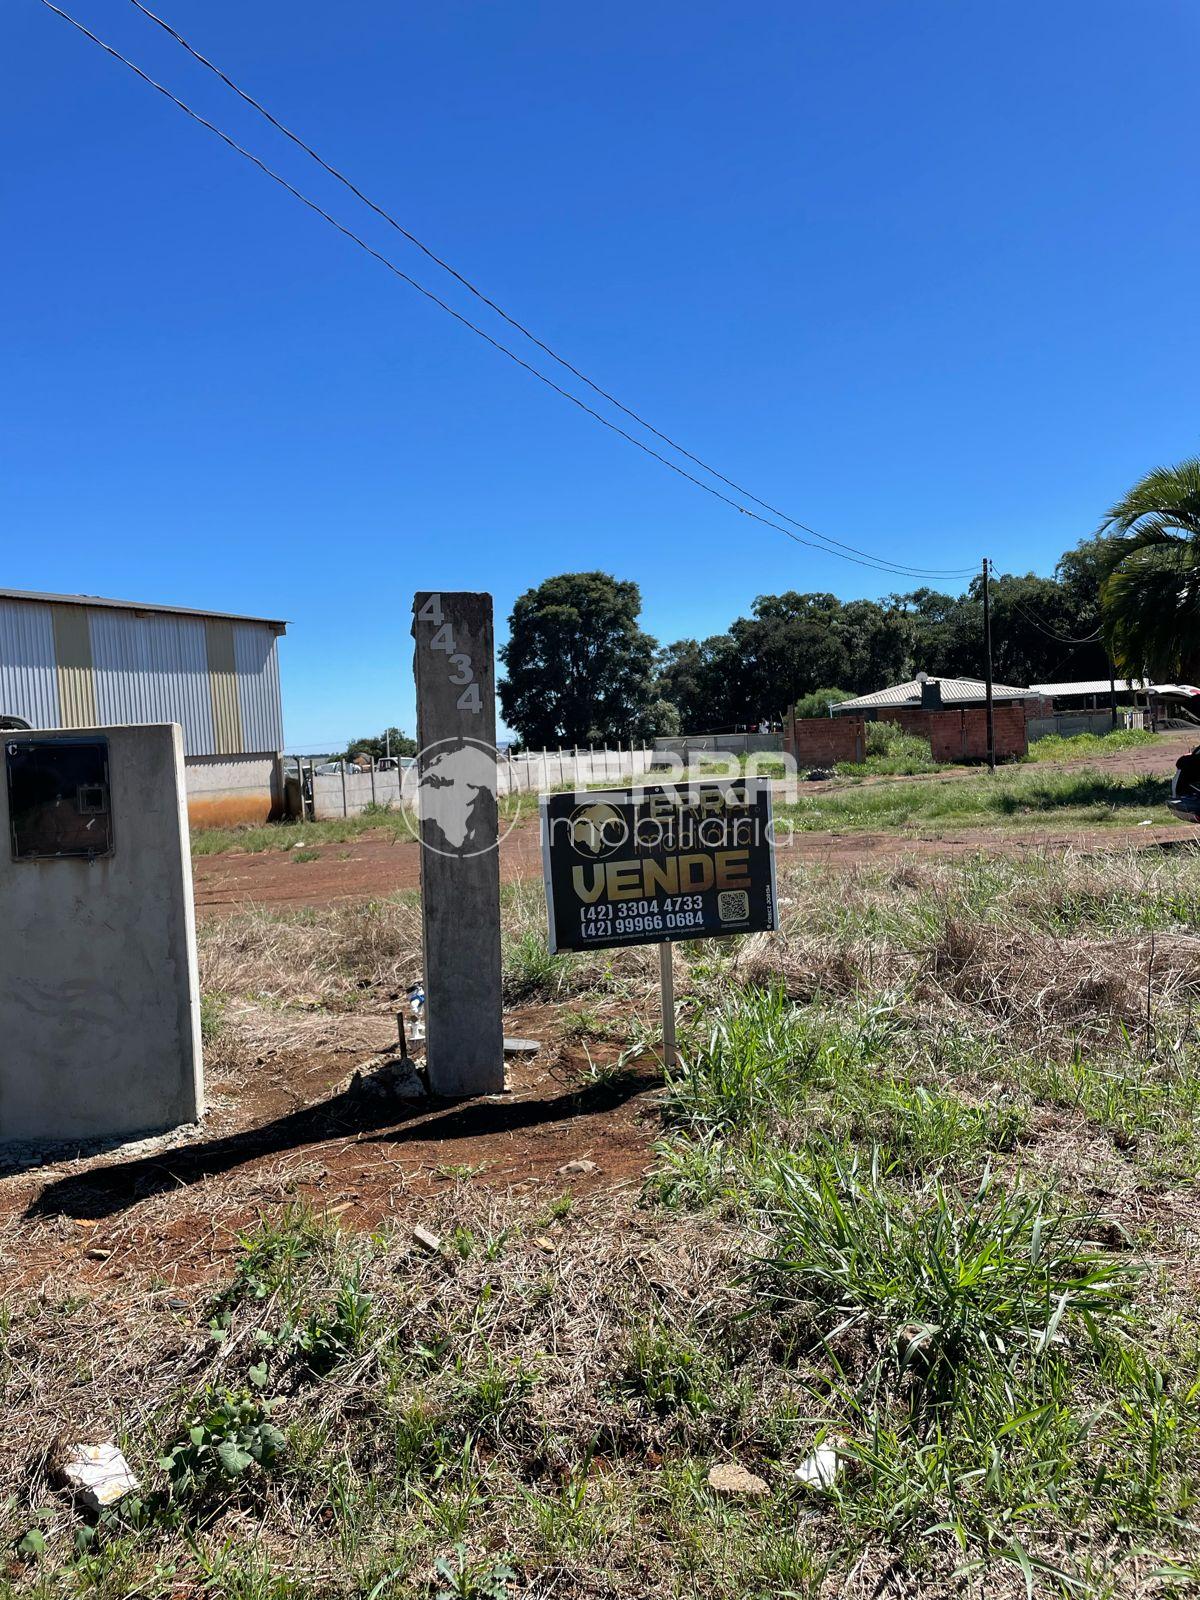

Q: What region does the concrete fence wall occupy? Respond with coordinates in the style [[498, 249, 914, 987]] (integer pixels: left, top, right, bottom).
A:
[[1027, 711, 1140, 741], [652, 732, 783, 757], [301, 747, 656, 820], [185, 752, 283, 827]]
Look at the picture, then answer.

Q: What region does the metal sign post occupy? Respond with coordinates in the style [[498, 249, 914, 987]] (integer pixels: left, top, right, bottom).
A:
[[411, 591, 504, 1096], [659, 941, 677, 1071]]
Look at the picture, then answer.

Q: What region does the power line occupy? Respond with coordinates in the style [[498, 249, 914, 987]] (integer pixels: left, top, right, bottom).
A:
[[122, 0, 978, 582], [38, 0, 979, 582], [1006, 596, 1103, 645]]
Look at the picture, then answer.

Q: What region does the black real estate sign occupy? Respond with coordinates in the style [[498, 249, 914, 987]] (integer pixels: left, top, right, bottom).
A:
[[541, 779, 777, 954]]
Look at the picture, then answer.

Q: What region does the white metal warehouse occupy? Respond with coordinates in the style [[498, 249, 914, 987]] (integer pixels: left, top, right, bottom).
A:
[[0, 588, 287, 824]]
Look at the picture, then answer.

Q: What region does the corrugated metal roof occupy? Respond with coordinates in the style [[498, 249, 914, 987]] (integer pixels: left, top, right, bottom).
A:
[[834, 675, 1028, 711], [90, 609, 217, 756], [0, 587, 287, 632], [234, 624, 285, 753], [1, 596, 285, 756], [1029, 679, 1200, 698], [0, 598, 60, 728]]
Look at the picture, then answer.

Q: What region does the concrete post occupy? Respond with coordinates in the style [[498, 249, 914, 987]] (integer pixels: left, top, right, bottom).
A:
[[411, 592, 504, 1096], [0, 724, 202, 1141], [340, 761, 348, 818]]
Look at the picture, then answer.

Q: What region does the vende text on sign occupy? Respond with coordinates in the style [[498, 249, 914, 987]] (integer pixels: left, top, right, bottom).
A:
[[541, 779, 777, 954]]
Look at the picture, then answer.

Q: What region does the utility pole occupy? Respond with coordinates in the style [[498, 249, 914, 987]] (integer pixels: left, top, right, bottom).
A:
[[982, 557, 996, 773], [385, 728, 391, 761]]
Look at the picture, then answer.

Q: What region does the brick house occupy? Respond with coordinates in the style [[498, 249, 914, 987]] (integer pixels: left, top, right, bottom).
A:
[[785, 673, 1031, 766]]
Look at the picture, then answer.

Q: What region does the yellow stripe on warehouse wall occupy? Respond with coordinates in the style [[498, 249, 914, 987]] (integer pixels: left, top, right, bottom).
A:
[[51, 604, 98, 727], [205, 617, 243, 755]]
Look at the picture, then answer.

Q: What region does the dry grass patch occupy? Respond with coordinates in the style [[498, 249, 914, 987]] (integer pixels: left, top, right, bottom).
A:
[[198, 899, 424, 1012]]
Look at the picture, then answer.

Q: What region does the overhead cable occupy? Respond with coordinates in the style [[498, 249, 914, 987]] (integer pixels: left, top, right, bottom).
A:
[[39, 0, 980, 580]]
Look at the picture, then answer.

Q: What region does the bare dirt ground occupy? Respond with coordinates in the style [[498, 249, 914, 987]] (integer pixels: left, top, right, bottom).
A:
[[0, 1005, 662, 1292], [194, 817, 1197, 911]]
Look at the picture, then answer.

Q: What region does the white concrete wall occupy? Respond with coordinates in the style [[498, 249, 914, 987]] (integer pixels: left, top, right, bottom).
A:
[[1027, 711, 1140, 741], [652, 733, 783, 755], [185, 752, 282, 826], [307, 748, 655, 819], [0, 723, 203, 1143]]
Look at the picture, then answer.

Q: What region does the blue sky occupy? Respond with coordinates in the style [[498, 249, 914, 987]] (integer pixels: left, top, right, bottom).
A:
[[3, 0, 1197, 749]]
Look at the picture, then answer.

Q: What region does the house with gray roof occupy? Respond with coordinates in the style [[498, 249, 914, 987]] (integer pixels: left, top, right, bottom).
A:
[[830, 672, 1030, 714]]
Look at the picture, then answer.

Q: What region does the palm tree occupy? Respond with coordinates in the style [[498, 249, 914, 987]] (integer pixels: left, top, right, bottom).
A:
[[1096, 460, 1200, 680]]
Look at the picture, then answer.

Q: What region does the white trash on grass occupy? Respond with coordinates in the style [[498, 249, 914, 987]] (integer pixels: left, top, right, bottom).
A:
[[59, 1443, 139, 1511]]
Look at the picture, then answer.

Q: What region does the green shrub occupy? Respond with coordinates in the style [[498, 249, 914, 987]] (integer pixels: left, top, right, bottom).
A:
[[864, 721, 935, 763], [621, 1320, 723, 1414], [666, 985, 825, 1133], [199, 993, 225, 1045], [434, 1544, 517, 1600], [793, 687, 855, 719], [293, 1273, 375, 1375], [502, 929, 572, 1001], [159, 1388, 285, 1496]]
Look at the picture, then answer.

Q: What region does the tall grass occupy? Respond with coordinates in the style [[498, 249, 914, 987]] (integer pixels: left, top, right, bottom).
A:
[[762, 1147, 1134, 1413], [775, 765, 1172, 833], [836, 721, 938, 777], [1025, 727, 1163, 763]]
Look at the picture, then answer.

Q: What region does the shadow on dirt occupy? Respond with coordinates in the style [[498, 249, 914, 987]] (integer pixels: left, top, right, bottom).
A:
[[25, 1066, 658, 1223]]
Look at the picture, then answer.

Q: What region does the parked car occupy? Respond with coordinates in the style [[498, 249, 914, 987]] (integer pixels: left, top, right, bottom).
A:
[[1168, 746, 1200, 822], [314, 761, 343, 775]]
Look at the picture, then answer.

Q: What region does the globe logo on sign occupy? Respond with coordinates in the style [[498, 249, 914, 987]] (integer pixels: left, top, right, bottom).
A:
[[568, 802, 627, 858]]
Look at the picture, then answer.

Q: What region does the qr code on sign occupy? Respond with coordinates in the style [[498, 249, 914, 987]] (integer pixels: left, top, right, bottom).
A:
[[718, 890, 750, 922]]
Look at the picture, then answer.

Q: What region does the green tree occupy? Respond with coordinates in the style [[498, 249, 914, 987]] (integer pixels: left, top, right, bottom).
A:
[[1055, 535, 1108, 633], [725, 592, 913, 720], [890, 588, 982, 680], [653, 634, 743, 731], [792, 686, 855, 718], [982, 572, 1106, 685], [657, 594, 913, 729], [499, 572, 656, 747], [635, 697, 681, 741], [1094, 460, 1200, 679], [344, 727, 416, 762]]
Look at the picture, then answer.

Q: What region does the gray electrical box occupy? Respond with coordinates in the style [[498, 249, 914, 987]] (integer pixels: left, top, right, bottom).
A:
[[6, 737, 114, 861]]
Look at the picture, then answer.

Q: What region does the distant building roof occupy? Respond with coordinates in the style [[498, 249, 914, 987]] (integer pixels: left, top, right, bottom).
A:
[[0, 587, 287, 633], [833, 674, 1028, 712], [1029, 678, 1200, 699]]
